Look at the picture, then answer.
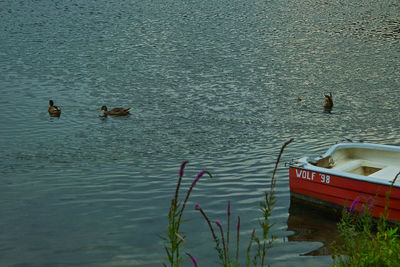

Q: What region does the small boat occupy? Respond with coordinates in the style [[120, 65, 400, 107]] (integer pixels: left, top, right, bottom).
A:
[[289, 142, 400, 222]]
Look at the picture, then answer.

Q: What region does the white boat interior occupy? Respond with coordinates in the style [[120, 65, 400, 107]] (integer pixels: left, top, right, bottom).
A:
[[309, 143, 400, 183]]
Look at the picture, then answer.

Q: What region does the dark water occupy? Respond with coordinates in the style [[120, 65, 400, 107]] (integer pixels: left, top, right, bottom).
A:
[[1, 0, 399, 266]]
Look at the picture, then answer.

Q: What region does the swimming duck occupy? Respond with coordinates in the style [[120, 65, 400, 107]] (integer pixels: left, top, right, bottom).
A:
[[99, 106, 131, 116], [324, 93, 333, 110], [48, 100, 61, 117]]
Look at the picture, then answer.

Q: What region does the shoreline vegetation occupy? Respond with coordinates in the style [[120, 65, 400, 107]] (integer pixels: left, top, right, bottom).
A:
[[331, 173, 400, 267], [161, 140, 400, 266]]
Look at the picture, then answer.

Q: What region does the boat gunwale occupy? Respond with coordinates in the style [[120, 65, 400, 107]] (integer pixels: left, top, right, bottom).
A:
[[324, 142, 400, 156], [290, 143, 400, 188]]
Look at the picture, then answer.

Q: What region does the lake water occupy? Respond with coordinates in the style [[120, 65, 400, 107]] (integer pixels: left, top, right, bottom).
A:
[[1, 0, 399, 266]]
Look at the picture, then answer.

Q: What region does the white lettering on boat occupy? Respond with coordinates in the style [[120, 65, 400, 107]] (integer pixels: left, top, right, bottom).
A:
[[295, 169, 315, 181], [319, 174, 331, 184], [295, 169, 331, 184]]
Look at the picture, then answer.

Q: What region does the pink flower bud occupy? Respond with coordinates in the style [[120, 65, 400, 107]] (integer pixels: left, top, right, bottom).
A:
[[179, 161, 188, 178], [236, 216, 241, 231], [186, 253, 198, 267], [349, 197, 360, 214], [191, 170, 209, 187]]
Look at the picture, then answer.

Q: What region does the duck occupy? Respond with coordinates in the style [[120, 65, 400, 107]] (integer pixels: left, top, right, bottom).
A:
[[48, 100, 61, 117], [99, 106, 131, 116], [324, 93, 333, 110]]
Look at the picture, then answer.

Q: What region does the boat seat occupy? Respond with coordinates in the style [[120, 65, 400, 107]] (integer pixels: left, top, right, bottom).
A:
[[332, 160, 364, 172], [333, 159, 387, 176], [369, 166, 400, 181]]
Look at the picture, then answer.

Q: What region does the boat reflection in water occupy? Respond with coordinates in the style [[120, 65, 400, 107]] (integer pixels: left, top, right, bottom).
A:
[[287, 195, 342, 256]]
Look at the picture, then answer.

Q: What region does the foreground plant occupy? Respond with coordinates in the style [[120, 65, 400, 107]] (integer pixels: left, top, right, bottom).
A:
[[162, 162, 212, 267], [195, 203, 225, 263], [194, 139, 293, 267], [332, 173, 400, 266], [162, 139, 293, 266], [248, 138, 292, 266]]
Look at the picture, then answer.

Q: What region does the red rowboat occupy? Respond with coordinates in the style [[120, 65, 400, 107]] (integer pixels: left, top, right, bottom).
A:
[[289, 143, 400, 222]]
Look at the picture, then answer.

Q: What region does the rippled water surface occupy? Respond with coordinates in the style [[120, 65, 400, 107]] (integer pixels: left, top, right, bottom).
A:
[[1, 0, 399, 266]]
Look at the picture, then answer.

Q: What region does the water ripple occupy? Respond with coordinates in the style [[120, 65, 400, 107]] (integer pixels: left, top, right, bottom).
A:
[[1, 0, 400, 266]]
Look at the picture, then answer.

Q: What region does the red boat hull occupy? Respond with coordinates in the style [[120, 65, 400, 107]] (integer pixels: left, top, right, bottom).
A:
[[289, 166, 400, 222]]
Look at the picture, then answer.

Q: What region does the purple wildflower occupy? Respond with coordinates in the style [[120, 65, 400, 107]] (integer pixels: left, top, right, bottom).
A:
[[236, 216, 240, 262], [174, 161, 189, 208], [191, 170, 211, 187], [177, 170, 211, 232], [195, 203, 200, 210], [227, 201, 231, 254], [215, 220, 227, 263], [368, 196, 374, 211], [196, 205, 219, 244], [179, 161, 188, 178], [186, 253, 198, 267], [349, 197, 361, 214]]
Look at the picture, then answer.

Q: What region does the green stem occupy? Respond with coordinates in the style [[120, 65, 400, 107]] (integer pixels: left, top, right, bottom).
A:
[[236, 216, 240, 263]]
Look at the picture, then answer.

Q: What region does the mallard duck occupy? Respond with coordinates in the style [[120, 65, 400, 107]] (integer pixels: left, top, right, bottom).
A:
[[324, 93, 333, 110], [99, 105, 131, 116], [48, 100, 61, 117]]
